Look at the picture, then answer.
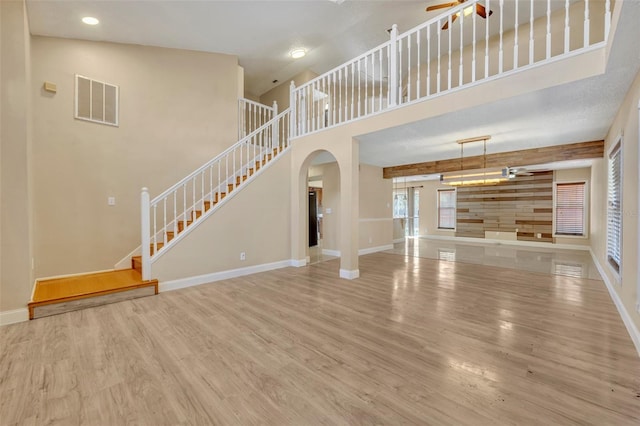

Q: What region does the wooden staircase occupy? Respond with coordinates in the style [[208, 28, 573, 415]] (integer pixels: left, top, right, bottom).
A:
[[148, 146, 282, 256], [28, 146, 284, 320]]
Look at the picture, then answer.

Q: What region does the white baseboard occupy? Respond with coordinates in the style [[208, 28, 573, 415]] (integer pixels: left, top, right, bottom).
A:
[[359, 244, 394, 255], [321, 244, 394, 258], [322, 249, 341, 257], [159, 260, 293, 292], [290, 258, 307, 267], [339, 269, 360, 280], [589, 249, 640, 357], [0, 308, 29, 326], [422, 234, 591, 251], [393, 238, 406, 244]]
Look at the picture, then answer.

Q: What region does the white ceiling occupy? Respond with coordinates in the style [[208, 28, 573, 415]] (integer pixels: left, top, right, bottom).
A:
[[24, 0, 640, 171]]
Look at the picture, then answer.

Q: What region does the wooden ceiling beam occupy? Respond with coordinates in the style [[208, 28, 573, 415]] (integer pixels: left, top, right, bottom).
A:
[[382, 140, 604, 179]]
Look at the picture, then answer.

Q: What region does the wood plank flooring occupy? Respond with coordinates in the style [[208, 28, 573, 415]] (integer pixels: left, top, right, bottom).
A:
[[2, 253, 639, 425]]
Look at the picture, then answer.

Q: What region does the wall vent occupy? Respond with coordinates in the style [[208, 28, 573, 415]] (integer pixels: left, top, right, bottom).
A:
[[75, 74, 119, 126]]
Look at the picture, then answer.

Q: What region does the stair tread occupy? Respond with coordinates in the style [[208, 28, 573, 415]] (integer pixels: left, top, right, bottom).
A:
[[30, 269, 157, 305]]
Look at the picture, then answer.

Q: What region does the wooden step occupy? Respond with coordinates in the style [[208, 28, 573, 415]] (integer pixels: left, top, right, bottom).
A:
[[191, 210, 202, 220], [249, 168, 254, 176], [177, 220, 193, 233], [132, 255, 142, 274], [236, 175, 248, 185], [28, 269, 158, 320], [166, 231, 175, 242], [150, 242, 164, 255], [227, 183, 235, 192], [204, 200, 213, 212]]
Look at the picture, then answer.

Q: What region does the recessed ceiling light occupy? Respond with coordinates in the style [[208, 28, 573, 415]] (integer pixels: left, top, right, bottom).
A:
[[290, 48, 306, 59], [82, 16, 99, 25]]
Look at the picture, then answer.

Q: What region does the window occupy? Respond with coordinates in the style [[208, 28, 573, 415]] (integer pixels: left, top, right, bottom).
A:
[[554, 182, 586, 236], [607, 142, 622, 273], [75, 75, 119, 126], [393, 190, 407, 219], [437, 188, 456, 229]]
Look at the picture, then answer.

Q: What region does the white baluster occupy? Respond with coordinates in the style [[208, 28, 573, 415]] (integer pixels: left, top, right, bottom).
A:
[[163, 198, 167, 244], [378, 51, 383, 111], [173, 190, 177, 239], [358, 59, 362, 116], [564, 0, 570, 53], [427, 25, 431, 96], [351, 62, 356, 119], [365, 56, 369, 114], [584, 0, 590, 47], [485, 0, 490, 78], [514, 0, 519, 69], [546, 0, 551, 59], [209, 166, 213, 205], [448, 14, 453, 90], [472, 12, 476, 82], [339, 68, 343, 123], [499, 0, 504, 73], [201, 172, 204, 211], [153, 204, 157, 255], [141, 187, 150, 281], [416, 31, 421, 100], [460, 13, 464, 86], [437, 20, 442, 92], [272, 101, 279, 151], [407, 36, 412, 101], [529, 0, 534, 65], [192, 177, 196, 218], [182, 184, 187, 236], [389, 24, 398, 106], [289, 81, 296, 137]]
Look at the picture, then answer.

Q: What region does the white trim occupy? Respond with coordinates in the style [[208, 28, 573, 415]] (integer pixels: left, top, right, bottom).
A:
[[160, 260, 293, 292], [0, 308, 29, 326], [322, 244, 394, 257], [114, 246, 141, 270], [437, 187, 457, 231], [322, 249, 341, 257], [359, 244, 394, 255], [290, 259, 307, 267], [339, 269, 360, 280], [358, 218, 393, 223], [421, 234, 591, 251], [393, 238, 406, 244], [590, 249, 640, 357]]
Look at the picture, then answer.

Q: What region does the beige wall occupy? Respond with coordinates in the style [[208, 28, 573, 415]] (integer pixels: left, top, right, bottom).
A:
[[359, 163, 393, 250], [260, 70, 318, 112], [591, 68, 640, 333], [308, 162, 392, 253], [152, 152, 292, 281], [30, 37, 240, 278], [1, 0, 33, 313]]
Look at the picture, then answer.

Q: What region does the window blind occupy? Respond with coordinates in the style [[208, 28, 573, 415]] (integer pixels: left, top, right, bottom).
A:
[[555, 182, 585, 236], [438, 189, 456, 229], [607, 143, 622, 272]]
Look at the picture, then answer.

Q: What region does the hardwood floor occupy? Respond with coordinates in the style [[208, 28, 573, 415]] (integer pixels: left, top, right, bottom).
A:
[[1, 253, 639, 425]]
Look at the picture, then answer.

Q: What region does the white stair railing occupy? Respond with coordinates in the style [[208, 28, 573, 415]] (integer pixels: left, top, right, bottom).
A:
[[291, 0, 611, 138], [141, 107, 290, 280], [238, 98, 276, 139]]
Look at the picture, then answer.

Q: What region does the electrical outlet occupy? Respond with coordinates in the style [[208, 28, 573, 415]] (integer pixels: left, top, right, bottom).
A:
[[536, 233, 542, 239], [240, 252, 246, 261], [108, 197, 116, 206]]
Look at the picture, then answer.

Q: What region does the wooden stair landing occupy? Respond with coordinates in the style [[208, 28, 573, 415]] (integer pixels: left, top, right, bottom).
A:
[[28, 269, 158, 320]]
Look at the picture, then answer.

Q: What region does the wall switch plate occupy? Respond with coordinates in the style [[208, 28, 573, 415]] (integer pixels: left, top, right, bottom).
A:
[[326, 207, 332, 214], [240, 252, 246, 261], [108, 197, 116, 206]]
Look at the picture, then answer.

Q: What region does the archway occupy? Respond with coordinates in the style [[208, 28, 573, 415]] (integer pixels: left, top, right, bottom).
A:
[[290, 134, 359, 279]]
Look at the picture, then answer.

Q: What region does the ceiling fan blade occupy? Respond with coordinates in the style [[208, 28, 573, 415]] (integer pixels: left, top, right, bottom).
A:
[[475, 3, 494, 19], [426, 2, 459, 12], [442, 12, 457, 30]]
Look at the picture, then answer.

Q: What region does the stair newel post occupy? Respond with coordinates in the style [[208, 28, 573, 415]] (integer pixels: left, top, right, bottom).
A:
[[289, 81, 296, 139], [388, 24, 399, 107], [141, 187, 151, 281], [272, 101, 279, 153]]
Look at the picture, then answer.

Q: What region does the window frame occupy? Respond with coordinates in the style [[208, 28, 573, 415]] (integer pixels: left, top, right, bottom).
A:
[[437, 188, 456, 230], [606, 139, 623, 279], [553, 180, 588, 238]]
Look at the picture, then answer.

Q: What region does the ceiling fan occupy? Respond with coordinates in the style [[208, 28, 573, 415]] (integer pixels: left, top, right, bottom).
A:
[[426, 0, 493, 30]]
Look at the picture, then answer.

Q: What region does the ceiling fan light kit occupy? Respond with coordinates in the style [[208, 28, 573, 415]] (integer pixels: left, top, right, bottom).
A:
[[439, 135, 514, 186]]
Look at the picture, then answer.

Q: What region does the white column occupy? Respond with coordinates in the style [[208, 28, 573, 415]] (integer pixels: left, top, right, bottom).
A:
[[141, 187, 151, 281]]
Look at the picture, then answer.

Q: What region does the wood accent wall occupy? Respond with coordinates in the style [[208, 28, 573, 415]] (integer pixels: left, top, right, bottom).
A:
[[383, 141, 603, 179], [455, 171, 554, 243]]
